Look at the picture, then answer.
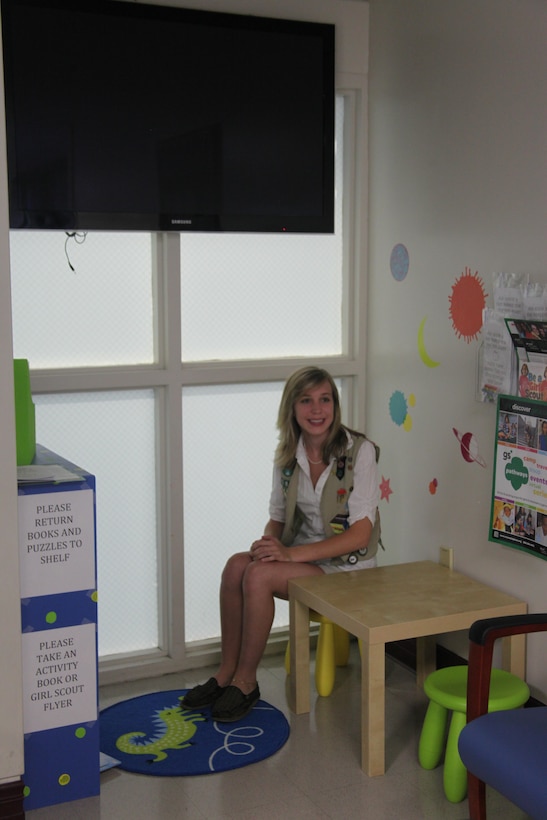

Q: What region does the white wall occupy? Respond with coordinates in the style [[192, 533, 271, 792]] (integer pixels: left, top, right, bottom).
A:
[[0, 15, 24, 784], [367, 0, 547, 699]]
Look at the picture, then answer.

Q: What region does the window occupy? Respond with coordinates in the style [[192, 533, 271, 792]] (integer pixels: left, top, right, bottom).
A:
[[9, 92, 365, 677]]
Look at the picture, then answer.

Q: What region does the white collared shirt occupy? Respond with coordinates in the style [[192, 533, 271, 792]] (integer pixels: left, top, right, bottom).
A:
[[268, 432, 379, 545]]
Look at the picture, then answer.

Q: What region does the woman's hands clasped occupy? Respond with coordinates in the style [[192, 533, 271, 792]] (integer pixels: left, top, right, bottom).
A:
[[250, 535, 293, 563]]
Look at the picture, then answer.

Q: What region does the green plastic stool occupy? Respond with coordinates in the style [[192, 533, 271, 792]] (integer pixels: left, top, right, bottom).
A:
[[418, 665, 530, 803]]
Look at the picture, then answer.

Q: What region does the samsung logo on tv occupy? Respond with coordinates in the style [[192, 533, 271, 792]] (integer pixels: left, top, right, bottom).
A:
[[171, 219, 192, 225]]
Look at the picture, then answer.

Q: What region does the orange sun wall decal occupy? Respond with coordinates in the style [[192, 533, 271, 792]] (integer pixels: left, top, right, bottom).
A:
[[449, 267, 488, 342]]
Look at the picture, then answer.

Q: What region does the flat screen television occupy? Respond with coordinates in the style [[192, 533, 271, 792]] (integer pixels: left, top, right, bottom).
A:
[[0, 0, 335, 233]]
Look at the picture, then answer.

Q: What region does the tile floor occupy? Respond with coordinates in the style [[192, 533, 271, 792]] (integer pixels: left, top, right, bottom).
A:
[[26, 644, 529, 819]]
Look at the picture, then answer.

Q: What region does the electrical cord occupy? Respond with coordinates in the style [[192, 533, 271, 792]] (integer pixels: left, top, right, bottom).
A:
[[64, 231, 88, 271]]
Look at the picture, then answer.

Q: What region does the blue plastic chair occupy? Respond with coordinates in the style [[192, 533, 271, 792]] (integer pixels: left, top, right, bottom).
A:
[[458, 614, 547, 820]]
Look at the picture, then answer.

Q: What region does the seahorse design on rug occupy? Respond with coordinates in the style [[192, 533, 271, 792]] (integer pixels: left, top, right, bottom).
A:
[[116, 704, 206, 762]]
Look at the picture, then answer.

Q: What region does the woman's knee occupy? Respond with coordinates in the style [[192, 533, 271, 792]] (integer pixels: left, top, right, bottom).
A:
[[221, 551, 252, 587], [241, 560, 279, 596]]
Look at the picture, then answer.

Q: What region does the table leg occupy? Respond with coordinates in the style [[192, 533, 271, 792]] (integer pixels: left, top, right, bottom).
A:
[[416, 635, 436, 688], [501, 632, 526, 679], [361, 641, 385, 776], [289, 596, 310, 714]]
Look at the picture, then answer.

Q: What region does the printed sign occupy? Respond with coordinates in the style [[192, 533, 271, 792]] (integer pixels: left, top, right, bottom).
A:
[[18, 489, 95, 598], [22, 622, 98, 733]]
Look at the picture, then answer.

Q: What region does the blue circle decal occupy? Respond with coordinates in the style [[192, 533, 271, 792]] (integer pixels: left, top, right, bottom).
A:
[[390, 244, 409, 281]]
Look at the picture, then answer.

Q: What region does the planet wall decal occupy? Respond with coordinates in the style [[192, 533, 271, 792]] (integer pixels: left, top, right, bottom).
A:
[[453, 428, 487, 468]]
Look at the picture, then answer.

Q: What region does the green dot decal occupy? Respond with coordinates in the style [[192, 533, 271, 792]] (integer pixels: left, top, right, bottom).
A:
[[23, 786, 30, 797], [75, 727, 86, 739], [45, 611, 57, 624], [58, 773, 70, 786], [91, 590, 98, 602]]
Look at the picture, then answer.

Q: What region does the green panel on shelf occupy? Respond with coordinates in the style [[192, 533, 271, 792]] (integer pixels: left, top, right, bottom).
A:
[[13, 358, 35, 465]]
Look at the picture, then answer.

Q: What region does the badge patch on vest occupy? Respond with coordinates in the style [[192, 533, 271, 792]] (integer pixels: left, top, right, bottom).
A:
[[330, 512, 350, 535], [334, 457, 346, 480], [281, 465, 295, 494], [336, 488, 348, 505], [333, 455, 354, 480]]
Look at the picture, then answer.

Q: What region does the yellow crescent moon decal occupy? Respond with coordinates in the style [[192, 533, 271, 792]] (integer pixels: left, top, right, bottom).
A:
[[418, 317, 440, 368]]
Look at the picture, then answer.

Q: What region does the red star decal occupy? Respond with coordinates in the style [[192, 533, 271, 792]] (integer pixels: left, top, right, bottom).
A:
[[380, 476, 393, 502]]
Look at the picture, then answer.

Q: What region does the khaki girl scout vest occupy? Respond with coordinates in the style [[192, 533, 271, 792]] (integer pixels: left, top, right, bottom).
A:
[[279, 436, 382, 566]]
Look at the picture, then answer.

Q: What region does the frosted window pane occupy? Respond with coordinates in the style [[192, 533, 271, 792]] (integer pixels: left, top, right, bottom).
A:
[[182, 378, 343, 643], [33, 390, 159, 656], [180, 98, 344, 362], [182, 382, 287, 641], [10, 232, 155, 368]]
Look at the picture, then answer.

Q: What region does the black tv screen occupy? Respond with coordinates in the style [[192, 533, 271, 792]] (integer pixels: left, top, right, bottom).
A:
[[1, 0, 335, 233]]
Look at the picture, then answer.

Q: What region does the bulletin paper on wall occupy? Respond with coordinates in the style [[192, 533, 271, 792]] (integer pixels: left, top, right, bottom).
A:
[[490, 394, 547, 560]]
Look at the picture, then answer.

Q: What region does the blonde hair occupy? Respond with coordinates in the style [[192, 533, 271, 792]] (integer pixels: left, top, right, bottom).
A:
[[275, 366, 361, 469]]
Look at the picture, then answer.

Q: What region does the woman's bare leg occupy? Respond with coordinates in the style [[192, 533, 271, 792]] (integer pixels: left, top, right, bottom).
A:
[[214, 551, 253, 686], [231, 560, 324, 693], [209, 552, 324, 695]]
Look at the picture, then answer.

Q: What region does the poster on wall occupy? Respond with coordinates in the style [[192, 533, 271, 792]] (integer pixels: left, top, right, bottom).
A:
[[490, 394, 547, 560]]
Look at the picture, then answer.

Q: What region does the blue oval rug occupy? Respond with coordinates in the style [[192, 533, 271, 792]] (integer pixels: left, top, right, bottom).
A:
[[100, 690, 290, 776]]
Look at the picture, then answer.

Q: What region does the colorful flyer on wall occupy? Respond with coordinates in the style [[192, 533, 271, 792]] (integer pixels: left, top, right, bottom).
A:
[[490, 394, 547, 560], [504, 318, 547, 401]]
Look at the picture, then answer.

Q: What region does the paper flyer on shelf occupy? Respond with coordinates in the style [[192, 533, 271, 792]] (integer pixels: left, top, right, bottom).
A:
[[505, 318, 547, 401], [490, 394, 547, 560], [478, 317, 547, 403]]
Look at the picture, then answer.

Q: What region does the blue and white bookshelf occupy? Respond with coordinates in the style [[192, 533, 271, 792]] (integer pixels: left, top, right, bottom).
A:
[[18, 445, 98, 810]]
